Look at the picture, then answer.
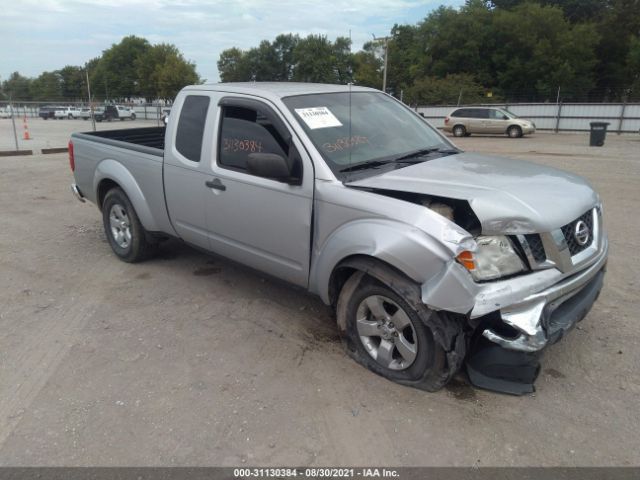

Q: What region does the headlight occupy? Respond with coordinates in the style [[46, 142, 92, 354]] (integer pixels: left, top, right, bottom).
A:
[[457, 235, 526, 281]]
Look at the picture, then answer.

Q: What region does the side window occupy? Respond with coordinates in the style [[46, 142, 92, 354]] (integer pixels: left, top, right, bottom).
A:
[[176, 95, 210, 162], [218, 105, 289, 172], [489, 109, 504, 119], [451, 109, 462, 117]]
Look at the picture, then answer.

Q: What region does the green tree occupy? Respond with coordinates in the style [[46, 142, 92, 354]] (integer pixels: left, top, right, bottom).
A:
[[271, 34, 300, 81], [491, 3, 599, 100], [627, 35, 640, 100], [352, 46, 382, 88], [1, 72, 32, 100], [414, 2, 495, 88], [29, 71, 63, 101], [292, 35, 353, 83], [91, 35, 151, 99], [155, 52, 200, 99], [218, 47, 251, 82], [58, 65, 85, 100], [405, 73, 487, 105], [594, 0, 640, 99], [136, 43, 200, 99]]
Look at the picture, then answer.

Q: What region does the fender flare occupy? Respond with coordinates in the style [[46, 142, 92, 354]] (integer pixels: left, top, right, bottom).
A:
[[309, 218, 452, 305], [93, 159, 159, 231]]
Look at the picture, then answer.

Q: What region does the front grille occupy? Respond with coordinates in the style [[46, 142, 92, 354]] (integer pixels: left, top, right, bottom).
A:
[[561, 210, 594, 256], [523, 234, 546, 263]]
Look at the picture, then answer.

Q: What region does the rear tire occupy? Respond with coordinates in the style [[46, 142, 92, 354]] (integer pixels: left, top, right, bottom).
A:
[[337, 271, 462, 392], [452, 125, 466, 137], [508, 125, 522, 138], [131, 113, 136, 120], [102, 188, 156, 263]]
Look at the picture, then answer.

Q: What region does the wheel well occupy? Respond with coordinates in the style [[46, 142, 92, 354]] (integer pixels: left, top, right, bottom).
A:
[[507, 124, 522, 133], [328, 254, 416, 307], [97, 179, 120, 210]]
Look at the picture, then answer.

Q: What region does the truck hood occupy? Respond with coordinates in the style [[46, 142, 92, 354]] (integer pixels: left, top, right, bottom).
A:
[[346, 152, 599, 234]]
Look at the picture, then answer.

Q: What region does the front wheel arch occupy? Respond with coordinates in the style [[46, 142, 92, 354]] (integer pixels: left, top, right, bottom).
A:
[[328, 255, 416, 310], [334, 256, 467, 391], [507, 125, 523, 138]]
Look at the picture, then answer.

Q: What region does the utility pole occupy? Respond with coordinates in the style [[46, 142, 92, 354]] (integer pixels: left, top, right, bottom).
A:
[[9, 94, 19, 151], [86, 67, 96, 132], [372, 34, 390, 93]]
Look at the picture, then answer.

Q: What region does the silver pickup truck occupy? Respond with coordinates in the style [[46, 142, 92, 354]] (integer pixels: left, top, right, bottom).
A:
[[70, 83, 608, 394]]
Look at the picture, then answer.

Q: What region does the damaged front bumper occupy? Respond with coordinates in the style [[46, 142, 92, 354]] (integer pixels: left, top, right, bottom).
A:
[[472, 238, 608, 353]]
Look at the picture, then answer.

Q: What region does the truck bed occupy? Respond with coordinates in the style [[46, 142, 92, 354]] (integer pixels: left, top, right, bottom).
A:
[[79, 127, 165, 153]]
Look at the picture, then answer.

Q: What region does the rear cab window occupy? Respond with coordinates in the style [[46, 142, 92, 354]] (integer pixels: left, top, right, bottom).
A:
[[176, 95, 211, 162]]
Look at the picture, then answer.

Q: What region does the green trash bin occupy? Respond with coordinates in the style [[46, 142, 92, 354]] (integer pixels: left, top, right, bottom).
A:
[[589, 122, 609, 147]]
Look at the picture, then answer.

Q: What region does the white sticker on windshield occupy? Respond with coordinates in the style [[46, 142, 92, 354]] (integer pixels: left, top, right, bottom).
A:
[[295, 107, 343, 130]]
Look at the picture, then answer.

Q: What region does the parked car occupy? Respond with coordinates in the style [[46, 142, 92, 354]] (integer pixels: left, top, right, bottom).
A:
[[94, 106, 117, 122], [54, 106, 81, 119], [69, 83, 607, 394], [443, 107, 536, 138], [79, 108, 93, 120], [39, 106, 57, 119], [94, 105, 137, 122], [0, 106, 14, 118], [115, 105, 136, 120], [161, 107, 171, 125]]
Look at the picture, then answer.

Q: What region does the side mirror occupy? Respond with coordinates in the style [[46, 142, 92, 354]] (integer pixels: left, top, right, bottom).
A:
[[247, 153, 292, 181], [502, 115, 509, 120]]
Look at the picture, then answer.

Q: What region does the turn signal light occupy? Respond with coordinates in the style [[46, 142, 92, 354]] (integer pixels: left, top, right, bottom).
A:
[[456, 251, 475, 271]]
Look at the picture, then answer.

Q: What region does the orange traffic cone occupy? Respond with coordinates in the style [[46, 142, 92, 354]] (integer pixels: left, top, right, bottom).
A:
[[23, 115, 31, 140]]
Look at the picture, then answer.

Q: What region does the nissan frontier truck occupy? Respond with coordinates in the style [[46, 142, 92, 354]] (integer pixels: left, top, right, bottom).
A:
[[69, 83, 607, 394]]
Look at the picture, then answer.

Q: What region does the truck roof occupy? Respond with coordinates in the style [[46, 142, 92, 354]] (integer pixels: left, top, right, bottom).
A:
[[183, 82, 378, 100]]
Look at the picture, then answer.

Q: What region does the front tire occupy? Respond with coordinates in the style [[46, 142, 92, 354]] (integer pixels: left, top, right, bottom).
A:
[[338, 272, 460, 391], [102, 188, 155, 263], [131, 113, 136, 120], [508, 125, 522, 138]]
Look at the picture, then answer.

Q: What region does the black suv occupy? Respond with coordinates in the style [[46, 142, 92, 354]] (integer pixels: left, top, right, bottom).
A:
[[94, 105, 119, 122]]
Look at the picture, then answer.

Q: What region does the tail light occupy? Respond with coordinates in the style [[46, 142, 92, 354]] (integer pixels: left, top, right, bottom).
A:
[[444, 116, 450, 124], [68, 140, 75, 172]]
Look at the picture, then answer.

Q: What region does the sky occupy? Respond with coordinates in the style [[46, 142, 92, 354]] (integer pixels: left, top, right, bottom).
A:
[[1, 0, 464, 83]]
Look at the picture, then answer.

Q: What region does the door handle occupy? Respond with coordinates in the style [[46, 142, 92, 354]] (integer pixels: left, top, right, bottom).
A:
[[205, 179, 226, 191]]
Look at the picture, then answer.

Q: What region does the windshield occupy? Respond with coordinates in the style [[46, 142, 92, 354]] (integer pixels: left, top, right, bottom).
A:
[[282, 92, 452, 178], [502, 109, 518, 119]]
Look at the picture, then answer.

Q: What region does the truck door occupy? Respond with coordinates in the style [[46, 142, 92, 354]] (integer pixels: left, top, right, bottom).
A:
[[163, 93, 215, 250], [203, 97, 313, 287]]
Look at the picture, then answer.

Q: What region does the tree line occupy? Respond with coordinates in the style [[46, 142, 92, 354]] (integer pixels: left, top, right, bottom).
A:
[[0, 36, 200, 102], [218, 0, 640, 104]]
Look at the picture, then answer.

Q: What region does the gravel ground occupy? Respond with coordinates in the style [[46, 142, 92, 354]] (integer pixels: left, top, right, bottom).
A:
[[0, 129, 639, 466]]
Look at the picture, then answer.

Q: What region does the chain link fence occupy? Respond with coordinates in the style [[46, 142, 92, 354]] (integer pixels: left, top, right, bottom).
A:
[[0, 100, 171, 122]]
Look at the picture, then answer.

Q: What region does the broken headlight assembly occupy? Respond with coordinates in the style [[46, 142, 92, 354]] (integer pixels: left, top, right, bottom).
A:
[[457, 235, 526, 281]]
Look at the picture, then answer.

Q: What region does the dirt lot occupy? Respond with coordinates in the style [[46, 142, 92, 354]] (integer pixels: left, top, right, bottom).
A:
[[0, 128, 639, 466]]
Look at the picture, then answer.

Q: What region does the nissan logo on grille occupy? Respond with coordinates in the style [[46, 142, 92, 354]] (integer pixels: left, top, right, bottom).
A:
[[574, 220, 590, 246]]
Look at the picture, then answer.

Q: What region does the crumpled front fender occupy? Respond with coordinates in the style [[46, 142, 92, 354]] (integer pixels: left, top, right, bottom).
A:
[[310, 218, 460, 305]]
